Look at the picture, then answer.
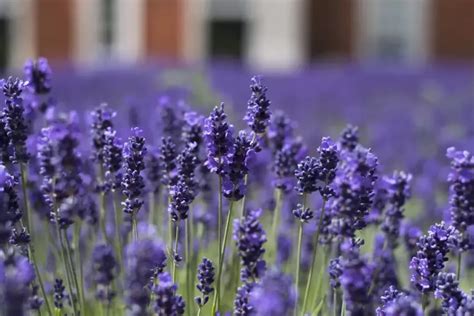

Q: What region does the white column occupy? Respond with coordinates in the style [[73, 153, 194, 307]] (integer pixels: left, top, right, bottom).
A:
[[73, 0, 100, 66], [8, 0, 35, 68], [182, 0, 208, 63], [246, 0, 307, 71], [115, 0, 145, 63]]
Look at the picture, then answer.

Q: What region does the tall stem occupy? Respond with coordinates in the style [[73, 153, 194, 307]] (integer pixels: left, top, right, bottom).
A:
[[58, 230, 78, 316], [185, 218, 192, 316], [74, 222, 85, 312], [295, 221, 304, 316], [112, 193, 123, 261], [216, 201, 234, 308], [302, 198, 327, 314], [211, 175, 223, 315], [457, 251, 463, 280], [20, 163, 53, 316], [63, 230, 84, 315], [270, 188, 282, 264], [172, 223, 180, 282]]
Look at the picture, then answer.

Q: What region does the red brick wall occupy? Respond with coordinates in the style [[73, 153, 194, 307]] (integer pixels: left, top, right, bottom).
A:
[[307, 0, 354, 59], [432, 0, 474, 60], [35, 0, 73, 62], [145, 0, 183, 59]]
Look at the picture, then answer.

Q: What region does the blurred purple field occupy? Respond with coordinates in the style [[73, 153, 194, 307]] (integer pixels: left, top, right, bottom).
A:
[[41, 62, 474, 222]]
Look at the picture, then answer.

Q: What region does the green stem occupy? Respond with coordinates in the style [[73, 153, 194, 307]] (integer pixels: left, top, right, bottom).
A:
[[270, 188, 283, 265], [185, 218, 192, 316], [211, 175, 223, 315], [172, 223, 180, 282], [302, 198, 327, 314], [216, 201, 234, 306], [63, 230, 84, 315], [457, 251, 463, 280], [112, 193, 123, 261], [131, 213, 138, 241], [294, 221, 304, 316], [20, 163, 53, 316], [197, 307, 202, 316], [74, 222, 85, 311], [333, 290, 337, 316], [58, 230, 78, 316], [148, 192, 155, 227]]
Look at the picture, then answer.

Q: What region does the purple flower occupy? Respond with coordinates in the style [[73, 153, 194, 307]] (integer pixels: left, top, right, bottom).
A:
[[381, 171, 412, 248], [329, 146, 378, 238], [181, 111, 204, 150], [295, 137, 339, 197], [339, 125, 359, 152], [159, 96, 185, 145], [152, 272, 185, 316], [92, 244, 118, 302], [272, 140, 306, 192], [223, 130, 257, 201], [23, 57, 52, 95], [250, 270, 296, 316], [2, 77, 29, 163], [90, 103, 116, 164], [328, 258, 342, 289], [234, 283, 254, 316], [204, 103, 234, 175], [121, 127, 146, 216], [158, 136, 177, 185], [0, 251, 36, 316], [267, 110, 295, 153], [0, 165, 21, 245], [447, 147, 474, 232], [292, 203, 313, 223], [435, 272, 466, 314], [53, 278, 66, 309], [244, 76, 271, 134], [102, 127, 123, 192], [376, 287, 422, 316], [233, 209, 267, 283], [339, 238, 374, 314], [195, 257, 215, 307], [410, 222, 462, 293], [125, 238, 167, 314], [28, 285, 44, 311]]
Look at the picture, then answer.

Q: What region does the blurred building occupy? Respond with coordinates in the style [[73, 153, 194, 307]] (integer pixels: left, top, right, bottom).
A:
[[0, 0, 473, 71]]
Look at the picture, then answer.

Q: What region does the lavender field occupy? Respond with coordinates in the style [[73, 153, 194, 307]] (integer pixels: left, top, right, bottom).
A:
[[0, 58, 473, 316]]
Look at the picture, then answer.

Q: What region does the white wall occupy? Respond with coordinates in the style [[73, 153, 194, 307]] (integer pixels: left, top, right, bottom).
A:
[[246, 0, 307, 71]]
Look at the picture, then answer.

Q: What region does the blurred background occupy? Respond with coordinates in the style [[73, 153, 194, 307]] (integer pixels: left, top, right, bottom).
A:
[[0, 0, 473, 223], [0, 0, 473, 71]]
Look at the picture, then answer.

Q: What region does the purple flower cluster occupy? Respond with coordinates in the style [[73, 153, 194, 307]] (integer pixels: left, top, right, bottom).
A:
[[410, 222, 462, 293], [195, 257, 215, 308], [152, 272, 185, 316], [0, 165, 22, 245], [125, 239, 167, 314], [244, 76, 271, 134], [23, 57, 52, 95], [447, 147, 474, 233], [121, 127, 146, 216], [92, 244, 117, 302], [233, 209, 267, 283]]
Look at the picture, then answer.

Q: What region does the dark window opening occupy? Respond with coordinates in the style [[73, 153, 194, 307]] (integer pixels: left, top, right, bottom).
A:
[[0, 17, 9, 72], [101, 0, 114, 54], [208, 20, 245, 60]]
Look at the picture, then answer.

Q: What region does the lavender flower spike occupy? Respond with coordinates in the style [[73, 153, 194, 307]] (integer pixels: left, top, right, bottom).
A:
[[122, 127, 146, 216], [195, 258, 215, 308], [244, 76, 271, 134], [23, 57, 52, 94], [152, 272, 185, 316], [204, 102, 234, 175]]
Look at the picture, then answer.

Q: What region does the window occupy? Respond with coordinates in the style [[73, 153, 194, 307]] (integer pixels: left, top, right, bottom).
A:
[[208, 19, 245, 59], [100, 0, 115, 55], [0, 16, 9, 72]]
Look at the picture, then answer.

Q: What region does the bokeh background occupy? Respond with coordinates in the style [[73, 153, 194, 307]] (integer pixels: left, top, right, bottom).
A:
[[0, 0, 473, 70], [0, 0, 473, 224]]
